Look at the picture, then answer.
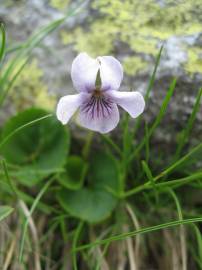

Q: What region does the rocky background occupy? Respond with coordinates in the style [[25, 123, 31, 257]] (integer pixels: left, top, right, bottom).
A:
[[0, 0, 202, 151]]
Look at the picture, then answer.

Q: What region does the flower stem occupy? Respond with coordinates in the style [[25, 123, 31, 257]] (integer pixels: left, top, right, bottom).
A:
[[82, 131, 94, 160], [120, 113, 130, 194]]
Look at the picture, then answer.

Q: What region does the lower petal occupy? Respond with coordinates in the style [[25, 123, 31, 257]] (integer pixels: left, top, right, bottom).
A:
[[56, 94, 84, 125], [107, 90, 145, 118], [77, 103, 120, 134]]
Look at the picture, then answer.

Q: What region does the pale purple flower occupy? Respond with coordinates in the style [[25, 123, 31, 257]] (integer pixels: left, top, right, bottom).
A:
[[56, 53, 145, 133]]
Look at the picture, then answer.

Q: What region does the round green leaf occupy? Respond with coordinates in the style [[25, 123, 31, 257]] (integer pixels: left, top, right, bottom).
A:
[[57, 152, 119, 223], [89, 152, 119, 192], [0, 108, 69, 186], [58, 188, 116, 223], [57, 156, 88, 190]]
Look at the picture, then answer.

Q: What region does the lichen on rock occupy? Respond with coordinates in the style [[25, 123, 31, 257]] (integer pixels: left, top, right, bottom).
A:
[[60, 0, 202, 75], [49, 0, 70, 11], [6, 59, 56, 112]]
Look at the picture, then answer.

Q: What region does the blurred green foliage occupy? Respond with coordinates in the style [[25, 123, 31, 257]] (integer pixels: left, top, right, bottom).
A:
[[0, 2, 202, 268]]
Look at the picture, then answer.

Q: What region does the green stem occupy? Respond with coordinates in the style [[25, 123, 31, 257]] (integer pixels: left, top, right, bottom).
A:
[[101, 134, 122, 156], [72, 221, 84, 270], [82, 131, 94, 159], [120, 113, 130, 193], [124, 171, 202, 198]]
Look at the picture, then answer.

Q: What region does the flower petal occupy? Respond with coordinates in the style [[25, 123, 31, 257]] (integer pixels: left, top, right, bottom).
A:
[[107, 90, 145, 118], [56, 94, 83, 125], [77, 103, 120, 134], [71, 52, 100, 92], [98, 56, 123, 91]]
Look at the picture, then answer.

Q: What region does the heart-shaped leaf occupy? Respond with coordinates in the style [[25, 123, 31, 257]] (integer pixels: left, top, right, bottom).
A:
[[58, 188, 116, 223], [57, 156, 88, 190], [0, 108, 69, 186], [57, 152, 119, 223]]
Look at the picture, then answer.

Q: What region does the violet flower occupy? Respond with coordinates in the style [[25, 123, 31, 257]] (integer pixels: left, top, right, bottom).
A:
[[56, 53, 145, 133]]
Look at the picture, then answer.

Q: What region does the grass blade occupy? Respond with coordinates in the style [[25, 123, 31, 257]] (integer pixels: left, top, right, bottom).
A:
[[1, 159, 19, 198], [101, 134, 122, 156], [174, 87, 202, 160], [72, 221, 84, 270], [19, 177, 55, 262], [192, 224, 202, 268], [0, 23, 6, 62], [124, 170, 202, 197], [145, 45, 164, 102], [155, 142, 202, 180], [73, 217, 202, 252], [167, 189, 187, 269], [141, 161, 155, 187], [133, 45, 164, 136], [0, 206, 13, 222], [0, 114, 52, 149], [129, 78, 177, 163], [0, 1, 85, 105]]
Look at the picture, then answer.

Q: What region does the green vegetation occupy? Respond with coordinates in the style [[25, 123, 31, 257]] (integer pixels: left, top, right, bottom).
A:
[[0, 1, 201, 269]]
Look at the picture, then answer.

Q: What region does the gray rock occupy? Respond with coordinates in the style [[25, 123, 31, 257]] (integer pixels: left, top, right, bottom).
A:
[[0, 0, 201, 153]]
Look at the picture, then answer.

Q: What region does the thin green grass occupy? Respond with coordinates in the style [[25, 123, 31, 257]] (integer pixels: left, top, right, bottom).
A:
[[0, 1, 85, 105], [0, 23, 6, 63], [168, 189, 187, 270], [101, 134, 122, 156], [129, 78, 176, 163], [0, 114, 52, 149], [124, 168, 202, 198], [133, 45, 164, 136], [72, 221, 84, 270], [18, 176, 56, 263], [0, 205, 13, 222], [174, 87, 202, 160], [0, 4, 201, 268], [73, 217, 202, 252], [192, 224, 202, 269]]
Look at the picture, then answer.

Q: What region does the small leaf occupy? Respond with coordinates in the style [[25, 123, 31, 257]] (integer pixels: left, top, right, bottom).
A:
[[58, 156, 88, 190], [0, 206, 13, 222]]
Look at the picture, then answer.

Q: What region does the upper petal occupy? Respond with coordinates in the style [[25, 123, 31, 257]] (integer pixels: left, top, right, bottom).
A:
[[107, 90, 145, 118], [56, 94, 84, 125], [77, 102, 120, 134], [71, 53, 100, 92], [98, 56, 123, 91]]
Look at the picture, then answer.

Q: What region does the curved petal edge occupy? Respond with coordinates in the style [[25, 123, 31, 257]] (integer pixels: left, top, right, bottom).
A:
[[107, 90, 145, 118], [56, 94, 83, 125]]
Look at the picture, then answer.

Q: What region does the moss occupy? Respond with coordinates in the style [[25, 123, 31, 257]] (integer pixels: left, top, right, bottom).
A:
[[7, 59, 56, 111], [60, 0, 202, 75]]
